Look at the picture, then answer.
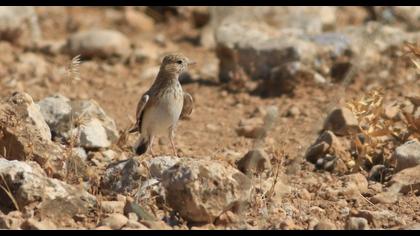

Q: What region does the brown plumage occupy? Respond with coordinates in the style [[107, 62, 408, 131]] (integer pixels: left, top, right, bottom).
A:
[[129, 53, 194, 157]]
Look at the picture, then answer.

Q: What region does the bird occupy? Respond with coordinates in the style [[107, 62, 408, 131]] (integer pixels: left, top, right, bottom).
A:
[[129, 53, 194, 157]]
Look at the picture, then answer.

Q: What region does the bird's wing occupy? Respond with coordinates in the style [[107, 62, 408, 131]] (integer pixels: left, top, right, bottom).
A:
[[128, 93, 150, 133], [180, 92, 193, 120]]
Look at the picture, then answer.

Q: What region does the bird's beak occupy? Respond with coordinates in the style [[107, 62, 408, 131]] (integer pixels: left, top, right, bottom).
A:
[[188, 61, 196, 66]]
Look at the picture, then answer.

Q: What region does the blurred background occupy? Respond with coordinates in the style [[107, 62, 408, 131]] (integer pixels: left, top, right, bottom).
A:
[[0, 6, 418, 157]]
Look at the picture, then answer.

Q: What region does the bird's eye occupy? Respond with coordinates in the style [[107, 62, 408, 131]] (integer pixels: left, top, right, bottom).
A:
[[176, 60, 183, 64]]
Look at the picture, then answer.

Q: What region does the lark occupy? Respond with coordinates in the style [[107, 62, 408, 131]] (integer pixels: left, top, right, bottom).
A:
[[129, 53, 194, 157]]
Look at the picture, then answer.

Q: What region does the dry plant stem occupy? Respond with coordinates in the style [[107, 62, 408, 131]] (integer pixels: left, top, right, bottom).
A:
[[95, 193, 104, 225], [0, 173, 20, 211]]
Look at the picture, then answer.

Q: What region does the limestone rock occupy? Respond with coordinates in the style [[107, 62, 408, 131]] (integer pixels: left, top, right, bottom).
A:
[[100, 158, 141, 194], [100, 213, 128, 230], [236, 149, 271, 175], [162, 158, 252, 223], [0, 158, 96, 220], [323, 107, 360, 136], [394, 140, 420, 172], [147, 156, 179, 179], [66, 29, 131, 59], [0, 92, 65, 177], [0, 6, 41, 45], [345, 217, 369, 230]]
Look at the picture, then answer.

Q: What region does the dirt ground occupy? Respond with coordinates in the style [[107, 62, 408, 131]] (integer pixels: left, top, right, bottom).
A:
[[0, 6, 419, 230]]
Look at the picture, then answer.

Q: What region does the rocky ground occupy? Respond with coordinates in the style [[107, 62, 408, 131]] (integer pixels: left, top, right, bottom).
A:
[[0, 6, 419, 230]]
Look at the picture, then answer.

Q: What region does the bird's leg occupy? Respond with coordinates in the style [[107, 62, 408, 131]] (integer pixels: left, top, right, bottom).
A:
[[149, 136, 156, 157], [169, 127, 178, 157]]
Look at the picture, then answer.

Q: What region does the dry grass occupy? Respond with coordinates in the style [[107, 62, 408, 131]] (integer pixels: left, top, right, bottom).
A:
[[346, 88, 420, 173], [346, 89, 394, 170], [0, 173, 20, 212], [404, 42, 420, 70]]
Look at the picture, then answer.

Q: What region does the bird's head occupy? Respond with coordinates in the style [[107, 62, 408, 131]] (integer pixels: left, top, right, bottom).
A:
[[160, 53, 195, 76]]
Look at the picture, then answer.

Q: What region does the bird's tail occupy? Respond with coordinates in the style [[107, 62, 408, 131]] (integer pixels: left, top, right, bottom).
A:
[[133, 136, 150, 156]]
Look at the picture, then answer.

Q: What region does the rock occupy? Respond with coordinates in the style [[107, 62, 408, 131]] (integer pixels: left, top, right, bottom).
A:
[[384, 102, 400, 120], [338, 23, 420, 67], [323, 107, 360, 136], [124, 220, 149, 230], [95, 225, 112, 230], [100, 213, 128, 230], [215, 21, 316, 84], [235, 117, 264, 139], [314, 220, 336, 230], [353, 209, 400, 227], [37, 94, 72, 140], [305, 130, 351, 173], [72, 147, 88, 161], [391, 6, 420, 30], [147, 156, 179, 179], [0, 158, 96, 221], [162, 158, 252, 223], [7, 92, 51, 141], [31, 39, 65, 56], [286, 106, 301, 117], [399, 223, 420, 230], [0, 211, 24, 229], [123, 201, 156, 221], [139, 220, 172, 230], [236, 149, 271, 175], [298, 188, 312, 200], [71, 100, 115, 130], [139, 66, 160, 81], [135, 178, 164, 204], [340, 173, 368, 197], [132, 41, 160, 63], [407, 94, 420, 107], [124, 8, 155, 32], [368, 164, 387, 182], [21, 218, 57, 230], [345, 217, 369, 230], [79, 118, 111, 149], [259, 62, 322, 96], [193, 8, 210, 28], [394, 140, 420, 172], [0, 92, 65, 177], [16, 53, 49, 78], [71, 99, 119, 148], [389, 165, 420, 194], [214, 211, 238, 226], [0, 6, 41, 45], [101, 201, 125, 214], [279, 218, 298, 230], [100, 158, 141, 194], [370, 191, 399, 204], [102, 149, 117, 162], [259, 176, 291, 202], [38, 95, 119, 149], [210, 7, 336, 35], [66, 29, 131, 59], [330, 61, 352, 82]]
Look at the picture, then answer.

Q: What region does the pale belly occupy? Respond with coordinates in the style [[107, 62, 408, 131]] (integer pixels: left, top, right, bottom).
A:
[[141, 93, 183, 137]]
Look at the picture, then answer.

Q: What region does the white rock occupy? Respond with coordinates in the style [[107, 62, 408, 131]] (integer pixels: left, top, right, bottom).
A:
[[148, 156, 179, 179], [345, 217, 369, 230], [38, 94, 72, 139], [162, 158, 252, 223], [79, 118, 111, 149], [0, 158, 96, 217], [0, 6, 41, 44], [394, 140, 420, 172], [100, 213, 128, 230], [66, 29, 131, 59]]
